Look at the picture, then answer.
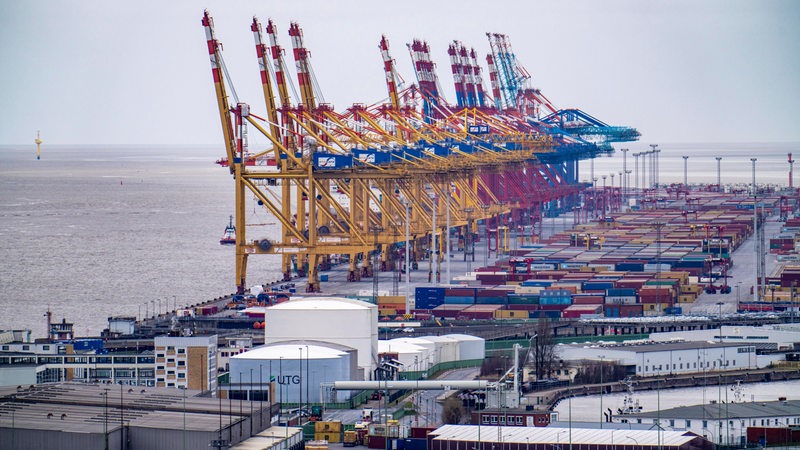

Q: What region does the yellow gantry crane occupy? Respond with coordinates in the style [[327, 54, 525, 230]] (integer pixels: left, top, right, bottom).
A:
[[202, 11, 562, 294]]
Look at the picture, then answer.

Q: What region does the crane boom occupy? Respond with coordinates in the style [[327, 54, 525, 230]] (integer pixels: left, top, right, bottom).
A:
[[379, 35, 400, 110], [202, 10, 236, 173], [288, 22, 317, 112], [251, 17, 282, 145]]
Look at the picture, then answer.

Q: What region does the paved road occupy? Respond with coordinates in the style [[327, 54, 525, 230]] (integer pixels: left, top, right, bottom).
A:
[[685, 214, 782, 315]]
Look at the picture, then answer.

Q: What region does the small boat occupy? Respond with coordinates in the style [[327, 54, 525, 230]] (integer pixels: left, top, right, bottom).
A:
[[219, 216, 236, 245]]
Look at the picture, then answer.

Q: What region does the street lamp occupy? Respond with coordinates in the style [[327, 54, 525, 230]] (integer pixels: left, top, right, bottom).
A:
[[101, 388, 110, 450], [404, 200, 412, 315], [682, 156, 689, 186], [625, 436, 639, 447], [599, 355, 605, 429]]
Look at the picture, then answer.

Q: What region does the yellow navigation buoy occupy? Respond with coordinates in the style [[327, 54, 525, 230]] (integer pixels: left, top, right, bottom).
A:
[[35, 130, 42, 160]]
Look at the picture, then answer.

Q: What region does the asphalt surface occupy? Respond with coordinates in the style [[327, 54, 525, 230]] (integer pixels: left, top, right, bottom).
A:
[[684, 215, 782, 315]]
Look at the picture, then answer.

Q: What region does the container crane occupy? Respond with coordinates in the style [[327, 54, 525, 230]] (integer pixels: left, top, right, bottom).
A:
[[203, 13, 638, 294]]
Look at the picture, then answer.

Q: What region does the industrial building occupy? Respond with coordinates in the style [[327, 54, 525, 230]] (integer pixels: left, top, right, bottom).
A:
[[556, 341, 758, 377], [154, 335, 218, 392], [426, 424, 713, 450], [0, 382, 271, 450], [649, 324, 800, 353], [379, 334, 485, 372], [612, 399, 800, 446]]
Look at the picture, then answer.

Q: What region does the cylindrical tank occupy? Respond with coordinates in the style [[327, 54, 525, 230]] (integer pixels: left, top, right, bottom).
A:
[[265, 297, 378, 379], [230, 343, 352, 403]]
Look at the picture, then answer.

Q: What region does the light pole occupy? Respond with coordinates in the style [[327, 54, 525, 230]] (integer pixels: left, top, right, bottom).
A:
[[404, 200, 411, 315], [626, 436, 639, 448], [599, 355, 605, 429], [430, 193, 439, 285], [621, 148, 629, 202], [601, 175, 607, 216], [101, 388, 109, 450], [682, 156, 689, 186], [297, 347, 303, 426], [751, 158, 758, 302], [446, 190, 451, 285], [632, 153, 640, 200]]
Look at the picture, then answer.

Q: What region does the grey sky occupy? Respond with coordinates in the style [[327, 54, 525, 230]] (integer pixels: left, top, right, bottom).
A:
[[1, 0, 798, 146]]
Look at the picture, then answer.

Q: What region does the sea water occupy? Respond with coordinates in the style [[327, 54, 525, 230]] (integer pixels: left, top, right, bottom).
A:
[[0, 143, 796, 336]]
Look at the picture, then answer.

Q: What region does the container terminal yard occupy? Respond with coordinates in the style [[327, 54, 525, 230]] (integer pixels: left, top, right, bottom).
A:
[[2, 11, 800, 450]]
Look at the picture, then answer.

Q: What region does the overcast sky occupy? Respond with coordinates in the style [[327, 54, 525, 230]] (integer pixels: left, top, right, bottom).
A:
[[1, 0, 798, 146]]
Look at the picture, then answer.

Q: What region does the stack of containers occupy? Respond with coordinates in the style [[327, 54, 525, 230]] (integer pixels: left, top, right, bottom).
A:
[[443, 287, 476, 305], [377, 296, 406, 316], [475, 288, 510, 305], [414, 287, 445, 311]]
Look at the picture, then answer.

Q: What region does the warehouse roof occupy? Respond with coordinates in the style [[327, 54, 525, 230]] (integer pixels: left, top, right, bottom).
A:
[[430, 425, 705, 447], [622, 399, 800, 420], [562, 341, 749, 353], [0, 382, 261, 433]]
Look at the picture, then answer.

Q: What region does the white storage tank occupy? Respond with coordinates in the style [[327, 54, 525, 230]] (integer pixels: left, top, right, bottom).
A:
[[265, 297, 378, 379], [379, 339, 430, 371], [230, 342, 355, 403], [446, 334, 486, 361], [421, 335, 460, 364]]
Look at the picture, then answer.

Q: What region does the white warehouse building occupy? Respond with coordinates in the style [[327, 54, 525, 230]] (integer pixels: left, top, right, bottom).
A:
[[557, 341, 757, 377], [264, 297, 378, 380], [380, 334, 485, 372]]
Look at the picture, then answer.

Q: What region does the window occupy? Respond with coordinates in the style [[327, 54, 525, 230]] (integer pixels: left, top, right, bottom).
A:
[[645, 366, 649, 371], [22, 345, 30, 350], [703, 421, 708, 428], [42, 345, 50, 350], [178, 373, 185, 379], [1, 346, 7, 350], [178, 361, 185, 367], [679, 363, 683, 369], [686, 420, 691, 427], [491, 416, 497, 424], [669, 420, 675, 427], [177, 348, 185, 354]]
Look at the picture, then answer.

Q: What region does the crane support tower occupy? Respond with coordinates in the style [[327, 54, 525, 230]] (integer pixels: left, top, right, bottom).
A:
[[201, 11, 639, 294]]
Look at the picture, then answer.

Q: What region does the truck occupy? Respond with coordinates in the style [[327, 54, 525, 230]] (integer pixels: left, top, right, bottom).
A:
[[309, 405, 323, 421], [343, 430, 361, 447], [361, 408, 374, 422]]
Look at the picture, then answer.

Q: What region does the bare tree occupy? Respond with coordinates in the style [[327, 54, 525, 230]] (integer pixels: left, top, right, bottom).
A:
[[441, 397, 466, 424], [480, 356, 507, 378], [528, 318, 559, 381], [573, 361, 627, 385]]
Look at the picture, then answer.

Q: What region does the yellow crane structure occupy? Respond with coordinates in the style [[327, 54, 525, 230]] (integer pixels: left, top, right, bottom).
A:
[[202, 12, 602, 294]]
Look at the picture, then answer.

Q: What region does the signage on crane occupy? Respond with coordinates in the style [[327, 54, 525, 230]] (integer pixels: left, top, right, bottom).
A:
[[468, 124, 490, 135]]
